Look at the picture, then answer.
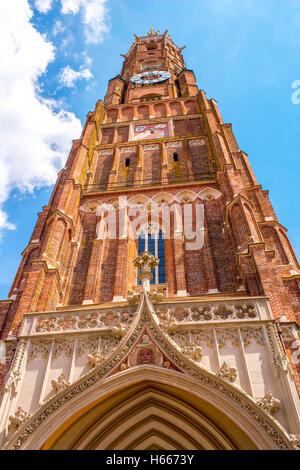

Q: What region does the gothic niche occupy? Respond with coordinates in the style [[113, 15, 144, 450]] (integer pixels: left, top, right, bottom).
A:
[[125, 335, 163, 368]]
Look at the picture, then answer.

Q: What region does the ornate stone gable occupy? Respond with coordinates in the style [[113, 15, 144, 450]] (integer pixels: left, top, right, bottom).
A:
[[2, 291, 296, 450]]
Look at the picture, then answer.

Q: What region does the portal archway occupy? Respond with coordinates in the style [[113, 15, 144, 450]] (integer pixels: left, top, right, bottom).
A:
[[36, 367, 272, 450]]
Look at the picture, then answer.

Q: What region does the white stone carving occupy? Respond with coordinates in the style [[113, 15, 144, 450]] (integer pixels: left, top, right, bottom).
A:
[[217, 362, 237, 383], [28, 340, 52, 361], [241, 327, 265, 347], [9, 407, 30, 431], [127, 291, 142, 305], [181, 344, 203, 362], [87, 350, 107, 368], [33, 307, 136, 335], [128, 288, 163, 305], [51, 373, 70, 393], [2, 340, 26, 394], [257, 392, 280, 414], [77, 336, 119, 359], [53, 340, 74, 358], [154, 301, 258, 324], [3, 369, 21, 395], [289, 434, 300, 450], [217, 329, 240, 348]]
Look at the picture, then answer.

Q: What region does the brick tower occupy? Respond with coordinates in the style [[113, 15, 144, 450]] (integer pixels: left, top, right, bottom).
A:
[[0, 30, 299, 450]]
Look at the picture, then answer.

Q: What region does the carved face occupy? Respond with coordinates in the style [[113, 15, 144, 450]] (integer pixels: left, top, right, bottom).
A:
[[137, 348, 154, 364]]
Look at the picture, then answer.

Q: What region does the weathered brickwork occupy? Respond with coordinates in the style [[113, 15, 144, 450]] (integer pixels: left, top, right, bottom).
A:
[[0, 31, 299, 395]]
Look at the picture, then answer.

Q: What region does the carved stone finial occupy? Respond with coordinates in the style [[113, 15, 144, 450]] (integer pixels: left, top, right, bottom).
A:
[[8, 407, 30, 431], [182, 344, 203, 362], [257, 392, 280, 414], [127, 286, 163, 305], [51, 373, 69, 393], [133, 251, 159, 293], [127, 290, 141, 305], [87, 350, 106, 368], [217, 362, 237, 383]]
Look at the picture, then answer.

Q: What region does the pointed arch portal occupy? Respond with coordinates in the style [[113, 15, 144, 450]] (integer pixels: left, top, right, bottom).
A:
[[41, 375, 257, 450]]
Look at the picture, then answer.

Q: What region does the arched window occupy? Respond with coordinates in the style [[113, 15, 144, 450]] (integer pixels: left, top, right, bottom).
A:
[[137, 230, 166, 285]]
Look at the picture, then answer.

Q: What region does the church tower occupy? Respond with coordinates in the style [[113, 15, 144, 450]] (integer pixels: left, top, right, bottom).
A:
[[0, 30, 299, 450]]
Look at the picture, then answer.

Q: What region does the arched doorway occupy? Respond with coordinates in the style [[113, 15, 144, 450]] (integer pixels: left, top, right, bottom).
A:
[[43, 381, 256, 450]]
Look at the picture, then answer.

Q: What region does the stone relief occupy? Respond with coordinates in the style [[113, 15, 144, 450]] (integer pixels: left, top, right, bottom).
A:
[[181, 344, 203, 362], [127, 335, 163, 367], [2, 340, 26, 395], [257, 392, 280, 415], [290, 434, 300, 450], [87, 350, 107, 368], [51, 374, 70, 393], [217, 329, 240, 348], [128, 287, 163, 305], [241, 327, 266, 347], [170, 330, 213, 355], [28, 340, 52, 361], [34, 307, 136, 334], [8, 407, 30, 431], [77, 335, 120, 358], [3, 369, 21, 395], [53, 340, 74, 358], [217, 362, 237, 383], [154, 302, 257, 325]]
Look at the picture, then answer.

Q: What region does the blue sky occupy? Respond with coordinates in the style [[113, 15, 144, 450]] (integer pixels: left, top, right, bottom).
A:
[[0, 0, 299, 298]]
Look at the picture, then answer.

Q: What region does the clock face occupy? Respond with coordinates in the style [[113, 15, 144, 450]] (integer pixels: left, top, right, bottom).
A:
[[131, 70, 171, 85]]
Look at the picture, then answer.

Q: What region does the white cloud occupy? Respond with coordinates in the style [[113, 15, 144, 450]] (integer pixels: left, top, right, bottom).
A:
[[52, 19, 65, 36], [34, 0, 54, 13], [0, 1, 82, 235], [59, 65, 93, 87], [61, 0, 82, 14], [34, 0, 110, 44], [80, 0, 110, 44]]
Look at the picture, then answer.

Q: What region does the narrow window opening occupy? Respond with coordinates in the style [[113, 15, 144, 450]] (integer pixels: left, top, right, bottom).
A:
[[173, 153, 179, 162], [125, 158, 130, 167], [137, 230, 165, 285]]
